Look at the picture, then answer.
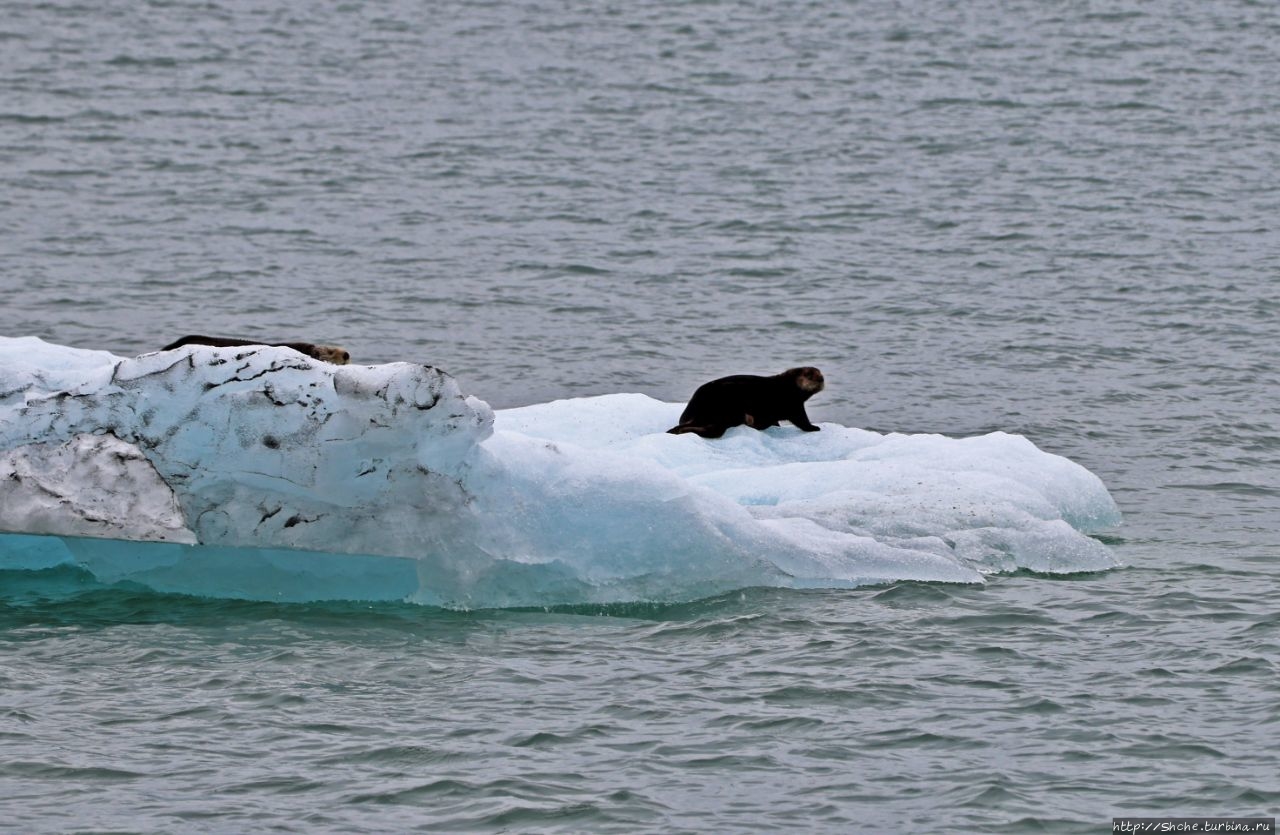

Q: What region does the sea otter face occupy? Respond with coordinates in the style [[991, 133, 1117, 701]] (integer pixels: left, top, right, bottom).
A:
[[789, 366, 825, 394], [310, 345, 351, 365]]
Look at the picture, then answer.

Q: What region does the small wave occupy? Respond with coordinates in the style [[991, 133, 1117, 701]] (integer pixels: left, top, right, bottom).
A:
[[0, 113, 64, 124]]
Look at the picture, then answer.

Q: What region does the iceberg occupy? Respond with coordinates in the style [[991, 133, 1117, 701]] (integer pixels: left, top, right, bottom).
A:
[[0, 337, 1121, 607]]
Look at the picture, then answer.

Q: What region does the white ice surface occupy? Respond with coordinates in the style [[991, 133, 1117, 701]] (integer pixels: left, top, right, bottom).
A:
[[0, 338, 1122, 606]]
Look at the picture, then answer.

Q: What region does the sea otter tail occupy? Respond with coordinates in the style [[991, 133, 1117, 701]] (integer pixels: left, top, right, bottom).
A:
[[162, 335, 240, 351], [667, 423, 729, 438]]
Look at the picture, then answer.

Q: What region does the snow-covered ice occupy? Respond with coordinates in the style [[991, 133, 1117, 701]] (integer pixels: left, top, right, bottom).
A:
[[0, 337, 1121, 606]]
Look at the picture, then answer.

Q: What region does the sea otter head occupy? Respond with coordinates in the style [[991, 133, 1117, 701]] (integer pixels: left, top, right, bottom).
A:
[[310, 344, 352, 365], [786, 366, 825, 396]]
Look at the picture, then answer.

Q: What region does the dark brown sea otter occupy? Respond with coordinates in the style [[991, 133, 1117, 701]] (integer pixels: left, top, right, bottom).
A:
[[668, 367, 825, 439], [161, 335, 351, 364]]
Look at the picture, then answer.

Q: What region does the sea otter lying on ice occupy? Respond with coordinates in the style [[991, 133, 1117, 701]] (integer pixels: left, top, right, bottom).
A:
[[161, 335, 351, 364]]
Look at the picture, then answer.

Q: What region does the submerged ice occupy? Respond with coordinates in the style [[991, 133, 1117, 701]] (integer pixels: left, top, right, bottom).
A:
[[0, 337, 1121, 606]]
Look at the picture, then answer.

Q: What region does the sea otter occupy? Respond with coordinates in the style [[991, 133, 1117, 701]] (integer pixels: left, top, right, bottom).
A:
[[667, 366, 825, 438], [161, 335, 351, 365]]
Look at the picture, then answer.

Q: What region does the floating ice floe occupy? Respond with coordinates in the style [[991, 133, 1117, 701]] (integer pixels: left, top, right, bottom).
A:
[[0, 337, 1121, 607]]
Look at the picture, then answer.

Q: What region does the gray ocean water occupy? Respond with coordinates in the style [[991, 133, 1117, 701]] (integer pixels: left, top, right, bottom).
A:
[[2, 0, 1279, 831]]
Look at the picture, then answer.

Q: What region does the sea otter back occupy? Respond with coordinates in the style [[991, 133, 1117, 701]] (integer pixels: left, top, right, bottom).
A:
[[680, 374, 777, 425]]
